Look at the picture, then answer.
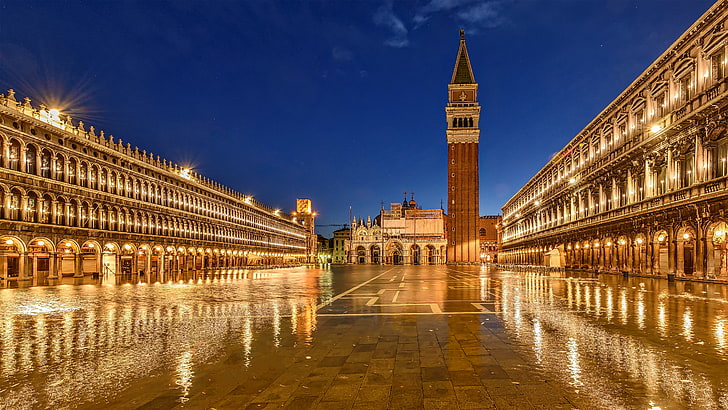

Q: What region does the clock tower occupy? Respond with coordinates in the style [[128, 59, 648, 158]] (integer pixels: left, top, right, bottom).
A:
[[446, 30, 480, 263]]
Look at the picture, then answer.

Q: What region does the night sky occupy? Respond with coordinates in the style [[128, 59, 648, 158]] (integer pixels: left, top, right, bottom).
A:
[[0, 0, 717, 237]]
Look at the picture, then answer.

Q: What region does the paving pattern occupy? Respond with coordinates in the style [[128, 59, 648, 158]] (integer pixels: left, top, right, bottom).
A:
[[127, 266, 583, 409]]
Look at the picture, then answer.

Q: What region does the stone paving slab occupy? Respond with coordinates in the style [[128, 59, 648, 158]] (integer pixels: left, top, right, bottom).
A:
[[92, 267, 586, 409]]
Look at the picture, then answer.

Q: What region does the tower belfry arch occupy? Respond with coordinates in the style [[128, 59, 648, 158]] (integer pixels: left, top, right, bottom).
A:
[[446, 30, 480, 263]]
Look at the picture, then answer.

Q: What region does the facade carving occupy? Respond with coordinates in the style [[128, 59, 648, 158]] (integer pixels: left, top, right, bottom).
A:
[[501, 0, 728, 280], [347, 197, 447, 265], [0, 90, 315, 287]]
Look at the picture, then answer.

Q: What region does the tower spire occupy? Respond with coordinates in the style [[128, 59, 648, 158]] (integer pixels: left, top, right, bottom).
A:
[[451, 30, 475, 84]]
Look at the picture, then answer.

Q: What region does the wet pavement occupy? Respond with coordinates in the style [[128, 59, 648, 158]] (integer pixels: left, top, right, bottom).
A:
[[1, 265, 728, 409]]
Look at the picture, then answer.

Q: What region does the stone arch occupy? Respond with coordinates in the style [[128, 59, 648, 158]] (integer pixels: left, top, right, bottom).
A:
[[355, 245, 366, 264], [651, 229, 669, 274], [615, 235, 630, 271], [676, 225, 697, 276], [706, 220, 728, 279], [370, 244, 381, 264], [633, 233, 648, 273], [424, 244, 438, 264], [385, 240, 404, 265], [57, 239, 80, 277], [0, 235, 27, 280], [410, 244, 421, 265]]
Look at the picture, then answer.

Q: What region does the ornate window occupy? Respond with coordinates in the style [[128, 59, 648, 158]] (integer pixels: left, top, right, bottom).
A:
[[40, 150, 50, 178], [681, 153, 695, 188], [711, 51, 725, 82], [25, 145, 37, 174], [8, 140, 20, 171]]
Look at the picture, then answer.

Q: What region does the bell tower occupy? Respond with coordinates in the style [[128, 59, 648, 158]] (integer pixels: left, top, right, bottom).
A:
[[446, 30, 480, 263]]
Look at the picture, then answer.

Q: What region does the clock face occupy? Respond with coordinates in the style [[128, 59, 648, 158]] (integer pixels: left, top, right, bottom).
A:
[[451, 89, 474, 102]]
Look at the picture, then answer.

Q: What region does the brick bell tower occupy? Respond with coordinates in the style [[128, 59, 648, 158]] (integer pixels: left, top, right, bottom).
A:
[[446, 30, 480, 263]]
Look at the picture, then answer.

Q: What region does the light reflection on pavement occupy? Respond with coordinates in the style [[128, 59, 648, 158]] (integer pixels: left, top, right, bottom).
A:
[[0, 265, 727, 409]]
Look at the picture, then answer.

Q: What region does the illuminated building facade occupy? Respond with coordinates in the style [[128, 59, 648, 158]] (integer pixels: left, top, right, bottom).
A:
[[479, 215, 501, 263], [348, 197, 447, 265], [0, 89, 314, 287], [332, 228, 350, 264], [501, 0, 728, 280], [446, 30, 481, 263]]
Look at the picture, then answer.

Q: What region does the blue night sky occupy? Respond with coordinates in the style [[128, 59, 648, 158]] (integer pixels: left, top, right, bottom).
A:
[[0, 0, 717, 237]]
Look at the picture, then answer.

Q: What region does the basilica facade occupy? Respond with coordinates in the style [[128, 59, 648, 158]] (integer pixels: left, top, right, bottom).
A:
[[348, 198, 447, 265], [501, 0, 728, 281], [0, 89, 315, 287]]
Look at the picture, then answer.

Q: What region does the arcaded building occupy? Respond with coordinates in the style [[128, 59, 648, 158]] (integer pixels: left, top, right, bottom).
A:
[[501, 0, 728, 280], [0, 89, 315, 286]]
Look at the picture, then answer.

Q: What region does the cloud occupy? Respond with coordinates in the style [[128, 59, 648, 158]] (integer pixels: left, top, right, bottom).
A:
[[373, 2, 409, 48], [373, 0, 509, 48], [414, 0, 472, 27], [415, 0, 508, 31], [456, 1, 503, 28]]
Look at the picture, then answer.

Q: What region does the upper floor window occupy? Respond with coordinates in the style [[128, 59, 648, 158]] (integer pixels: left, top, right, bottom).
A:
[[711, 51, 725, 83], [8, 141, 20, 171], [681, 153, 695, 188], [679, 74, 693, 103], [654, 92, 666, 118], [25, 145, 36, 174]]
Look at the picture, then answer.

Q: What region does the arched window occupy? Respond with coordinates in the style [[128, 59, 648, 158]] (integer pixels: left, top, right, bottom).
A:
[[109, 172, 117, 194], [24, 192, 37, 222], [8, 189, 21, 220], [69, 200, 79, 227], [79, 163, 88, 187], [56, 197, 66, 226], [89, 166, 98, 190], [99, 169, 107, 191], [40, 149, 51, 178], [68, 158, 77, 184], [55, 154, 65, 181], [8, 140, 20, 171], [479, 228, 486, 237], [40, 194, 51, 223]]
